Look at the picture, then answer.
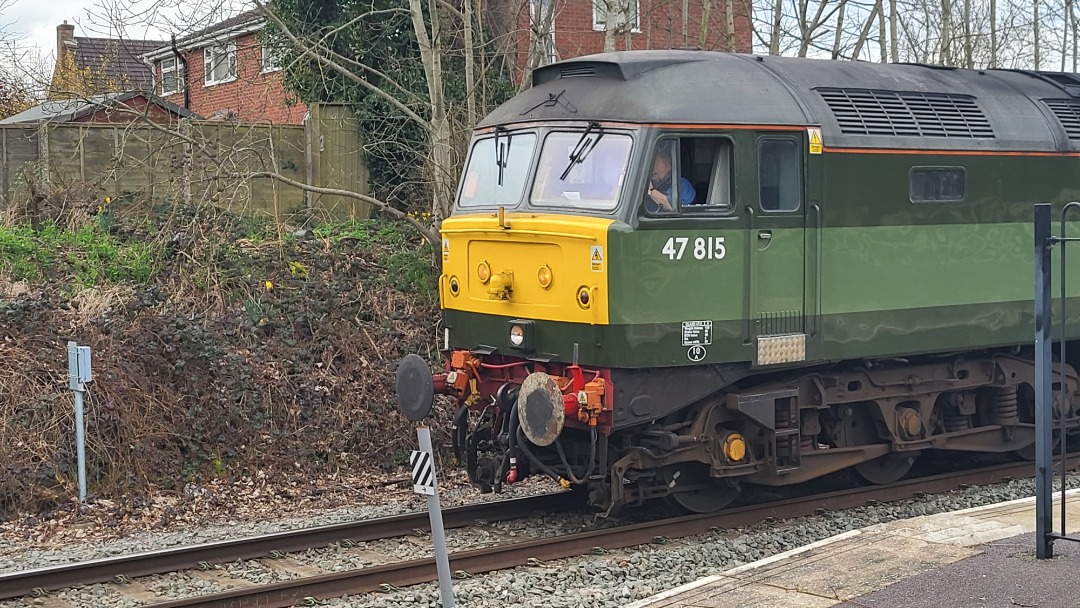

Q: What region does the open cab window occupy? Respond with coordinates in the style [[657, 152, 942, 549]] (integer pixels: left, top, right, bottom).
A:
[[645, 136, 734, 215], [531, 131, 633, 211], [457, 132, 537, 208]]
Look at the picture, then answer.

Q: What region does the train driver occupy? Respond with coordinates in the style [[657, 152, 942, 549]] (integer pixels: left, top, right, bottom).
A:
[[646, 145, 696, 212]]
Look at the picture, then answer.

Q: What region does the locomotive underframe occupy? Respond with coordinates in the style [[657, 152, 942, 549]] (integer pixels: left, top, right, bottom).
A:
[[448, 347, 1080, 515]]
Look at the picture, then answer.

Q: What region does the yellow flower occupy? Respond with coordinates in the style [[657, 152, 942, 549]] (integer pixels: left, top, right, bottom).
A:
[[288, 261, 308, 279], [264, 280, 274, 291]]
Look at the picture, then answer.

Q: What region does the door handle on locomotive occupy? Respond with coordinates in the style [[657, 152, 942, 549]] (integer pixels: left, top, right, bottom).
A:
[[758, 231, 772, 240]]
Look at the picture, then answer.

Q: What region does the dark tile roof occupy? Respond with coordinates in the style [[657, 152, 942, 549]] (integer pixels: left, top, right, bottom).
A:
[[141, 9, 268, 60], [69, 36, 164, 90], [0, 91, 200, 124], [176, 9, 261, 44]]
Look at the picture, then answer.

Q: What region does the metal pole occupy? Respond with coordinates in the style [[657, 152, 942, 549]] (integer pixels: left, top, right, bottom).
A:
[[1035, 203, 1055, 559], [67, 341, 87, 505], [417, 425, 455, 607]]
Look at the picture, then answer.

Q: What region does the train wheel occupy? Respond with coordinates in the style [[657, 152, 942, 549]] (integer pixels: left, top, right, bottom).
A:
[[663, 464, 740, 513], [852, 453, 917, 485]]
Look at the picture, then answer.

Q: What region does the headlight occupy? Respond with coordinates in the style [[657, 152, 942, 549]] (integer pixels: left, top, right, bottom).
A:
[[477, 260, 491, 284], [449, 276, 460, 296], [507, 319, 534, 350], [509, 324, 525, 347], [537, 264, 553, 289]]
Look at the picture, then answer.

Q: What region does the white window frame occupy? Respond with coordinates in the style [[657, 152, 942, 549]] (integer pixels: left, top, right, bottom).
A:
[[530, 0, 557, 65], [261, 43, 282, 73], [160, 56, 182, 95], [592, 0, 641, 32], [204, 40, 237, 86]]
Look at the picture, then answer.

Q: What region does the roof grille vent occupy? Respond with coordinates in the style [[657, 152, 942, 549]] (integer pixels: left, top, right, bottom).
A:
[[1044, 99, 1080, 139], [815, 87, 995, 139], [560, 65, 596, 78]]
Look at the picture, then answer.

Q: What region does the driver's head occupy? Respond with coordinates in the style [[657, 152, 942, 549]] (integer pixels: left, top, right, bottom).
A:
[[651, 148, 673, 186]]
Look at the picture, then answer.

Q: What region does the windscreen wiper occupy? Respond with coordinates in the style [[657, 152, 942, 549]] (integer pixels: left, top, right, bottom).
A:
[[559, 121, 604, 181], [494, 126, 511, 186]]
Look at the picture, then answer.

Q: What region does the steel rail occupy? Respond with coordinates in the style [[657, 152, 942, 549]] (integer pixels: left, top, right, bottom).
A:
[[0, 491, 577, 600], [142, 457, 1073, 608]]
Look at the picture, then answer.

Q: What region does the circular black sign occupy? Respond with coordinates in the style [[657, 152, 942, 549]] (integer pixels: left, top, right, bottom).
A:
[[396, 354, 435, 422]]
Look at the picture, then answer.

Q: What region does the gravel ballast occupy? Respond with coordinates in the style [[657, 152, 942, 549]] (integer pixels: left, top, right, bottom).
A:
[[1, 471, 1075, 608]]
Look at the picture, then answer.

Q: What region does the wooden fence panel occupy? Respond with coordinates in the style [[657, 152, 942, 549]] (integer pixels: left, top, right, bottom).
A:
[[2, 103, 368, 222], [0, 126, 41, 207]]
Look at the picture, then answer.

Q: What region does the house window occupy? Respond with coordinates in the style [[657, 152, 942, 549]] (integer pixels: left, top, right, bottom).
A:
[[160, 57, 182, 95], [593, 0, 640, 32], [530, 0, 557, 65], [261, 44, 282, 73], [204, 41, 237, 86]]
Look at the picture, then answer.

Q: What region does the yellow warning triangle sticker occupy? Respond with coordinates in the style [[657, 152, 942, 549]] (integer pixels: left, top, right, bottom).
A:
[[591, 247, 603, 261], [810, 131, 822, 145]]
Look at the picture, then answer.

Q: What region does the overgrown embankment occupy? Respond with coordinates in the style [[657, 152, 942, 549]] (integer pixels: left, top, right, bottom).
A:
[[0, 202, 442, 517]]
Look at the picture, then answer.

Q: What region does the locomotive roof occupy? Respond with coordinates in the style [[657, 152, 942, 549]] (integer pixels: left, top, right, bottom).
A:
[[480, 50, 1080, 152]]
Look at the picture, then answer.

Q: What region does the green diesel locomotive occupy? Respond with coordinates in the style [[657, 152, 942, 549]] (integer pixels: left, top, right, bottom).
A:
[[419, 50, 1080, 514]]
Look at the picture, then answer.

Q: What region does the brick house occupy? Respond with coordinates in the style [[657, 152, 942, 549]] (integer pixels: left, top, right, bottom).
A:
[[50, 21, 163, 98], [142, 10, 307, 125], [492, 0, 753, 84]]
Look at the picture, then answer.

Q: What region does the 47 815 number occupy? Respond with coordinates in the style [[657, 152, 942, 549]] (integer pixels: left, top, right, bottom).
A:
[[662, 236, 726, 261]]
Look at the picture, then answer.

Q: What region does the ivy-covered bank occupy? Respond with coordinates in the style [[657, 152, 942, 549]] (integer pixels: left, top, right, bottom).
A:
[[0, 203, 442, 516]]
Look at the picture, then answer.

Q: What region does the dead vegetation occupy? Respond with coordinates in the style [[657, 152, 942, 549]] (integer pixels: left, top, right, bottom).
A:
[[0, 193, 447, 519]]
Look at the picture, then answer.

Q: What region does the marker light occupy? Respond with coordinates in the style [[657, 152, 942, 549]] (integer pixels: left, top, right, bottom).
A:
[[537, 265, 553, 289], [477, 260, 491, 284], [449, 276, 460, 296], [509, 324, 525, 347], [577, 286, 591, 309]]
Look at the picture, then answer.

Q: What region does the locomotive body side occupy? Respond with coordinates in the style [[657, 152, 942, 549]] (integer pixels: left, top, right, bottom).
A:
[[421, 50, 1080, 514]]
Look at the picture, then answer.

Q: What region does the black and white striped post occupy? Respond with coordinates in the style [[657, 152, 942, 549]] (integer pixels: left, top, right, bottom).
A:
[[396, 354, 455, 607]]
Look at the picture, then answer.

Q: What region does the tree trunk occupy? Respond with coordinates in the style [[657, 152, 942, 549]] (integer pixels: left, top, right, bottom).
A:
[[726, 0, 736, 50], [940, 0, 951, 65], [770, 0, 782, 54], [796, 0, 811, 57], [877, 0, 887, 62], [700, 0, 713, 47], [962, 0, 972, 67], [889, 0, 898, 61], [408, 0, 453, 219], [683, 0, 690, 47], [990, 0, 997, 67], [604, 0, 618, 52], [852, 0, 881, 60], [464, 0, 476, 127], [1033, 0, 1041, 70], [1067, 0, 1075, 71], [520, 0, 557, 92], [833, 0, 847, 58]]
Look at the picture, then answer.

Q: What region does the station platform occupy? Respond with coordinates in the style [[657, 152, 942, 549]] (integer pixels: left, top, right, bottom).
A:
[[626, 488, 1080, 608]]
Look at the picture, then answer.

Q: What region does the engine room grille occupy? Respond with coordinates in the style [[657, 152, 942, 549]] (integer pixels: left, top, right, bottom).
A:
[[1043, 99, 1080, 139], [815, 87, 995, 139]]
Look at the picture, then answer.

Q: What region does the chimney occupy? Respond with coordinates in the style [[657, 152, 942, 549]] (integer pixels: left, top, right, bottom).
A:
[[56, 21, 75, 63]]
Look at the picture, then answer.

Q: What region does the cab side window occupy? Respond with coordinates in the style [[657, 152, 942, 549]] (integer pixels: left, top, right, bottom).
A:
[[759, 139, 801, 212], [645, 136, 733, 214], [683, 137, 733, 211]]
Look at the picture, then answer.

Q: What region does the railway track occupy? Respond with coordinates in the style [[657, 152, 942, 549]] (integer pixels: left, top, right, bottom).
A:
[[0, 491, 577, 601], [6, 457, 1067, 608]]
